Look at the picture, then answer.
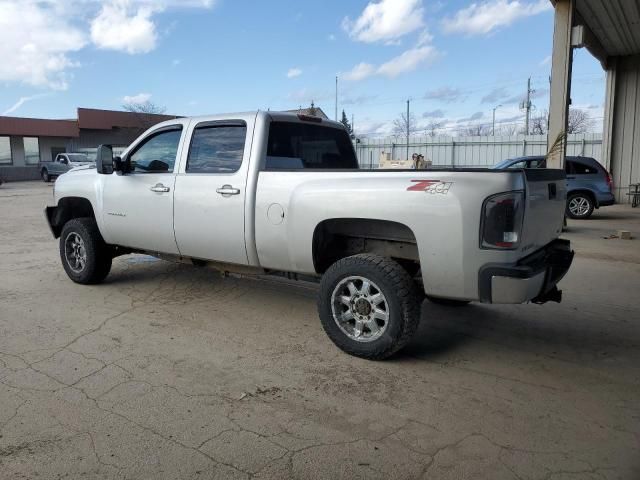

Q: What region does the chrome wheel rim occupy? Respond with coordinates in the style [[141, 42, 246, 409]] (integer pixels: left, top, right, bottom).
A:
[[569, 196, 590, 216], [64, 232, 87, 273], [331, 276, 389, 343]]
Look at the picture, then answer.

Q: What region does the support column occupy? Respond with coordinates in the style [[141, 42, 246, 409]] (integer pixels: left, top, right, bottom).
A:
[[547, 0, 574, 169], [601, 58, 617, 172]]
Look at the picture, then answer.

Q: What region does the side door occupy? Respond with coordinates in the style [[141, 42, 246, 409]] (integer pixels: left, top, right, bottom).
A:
[[173, 120, 250, 264], [54, 154, 68, 174], [101, 125, 185, 254]]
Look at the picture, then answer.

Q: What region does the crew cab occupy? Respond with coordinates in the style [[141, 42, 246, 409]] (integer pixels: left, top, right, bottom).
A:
[[45, 111, 573, 359], [40, 153, 93, 182]]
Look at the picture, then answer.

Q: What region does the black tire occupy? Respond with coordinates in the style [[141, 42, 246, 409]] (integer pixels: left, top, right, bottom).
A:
[[426, 295, 470, 306], [41, 169, 50, 182], [317, 254, 421, 360], [566, 193, 594, 219], [59, 218, 112, 284]]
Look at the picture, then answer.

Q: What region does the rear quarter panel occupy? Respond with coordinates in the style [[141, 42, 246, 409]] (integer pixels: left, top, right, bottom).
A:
[[255, 170, 527, 300]]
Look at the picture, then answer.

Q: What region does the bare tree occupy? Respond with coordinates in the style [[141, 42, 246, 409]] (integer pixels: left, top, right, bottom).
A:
[[424, 120, 444, 137], [121, 101, 169, 134], [498, 123, 522, 136], [459, 123, 491, 136], [567, 108, 593, 134], [122, 100, 167, 114], [530, 109, 549, 135], [392, 111, 418, 137]]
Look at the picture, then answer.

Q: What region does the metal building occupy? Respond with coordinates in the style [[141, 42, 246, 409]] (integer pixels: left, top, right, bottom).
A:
[[548, 0, 640, 203], [0, 108, 177, 182]]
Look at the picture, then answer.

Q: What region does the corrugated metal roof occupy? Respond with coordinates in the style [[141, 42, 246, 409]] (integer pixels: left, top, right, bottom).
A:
[[577, 0, 640, 56], [0, 116, 79, 138]]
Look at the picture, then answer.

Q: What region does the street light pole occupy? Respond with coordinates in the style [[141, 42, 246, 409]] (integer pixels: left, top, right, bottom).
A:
[[492, 104, 502, 136]]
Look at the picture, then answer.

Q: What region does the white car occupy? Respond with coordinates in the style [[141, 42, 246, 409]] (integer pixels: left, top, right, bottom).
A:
[[45, 111, 573, 359]]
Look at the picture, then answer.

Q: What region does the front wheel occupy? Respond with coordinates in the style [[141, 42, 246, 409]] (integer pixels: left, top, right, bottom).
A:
[[41, 169, 50, 182], [59, 218, 112, 284], [317, 254, 421, 360], [566, 193, 594, 219]]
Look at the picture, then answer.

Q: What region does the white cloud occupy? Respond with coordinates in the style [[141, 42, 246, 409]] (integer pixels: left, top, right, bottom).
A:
[[2, 93, 51, 116], [342, 45, 436, 82], [377, 46, 436, 77], [287, 68, 302, 78], [0, 0, 217, 91], [172, 59, 181, 66], [91, 0, 159, 54], [540, 55, 552, 66], [328, 34, 336, 41], [442, 0, 551, 36], [342, 0, 424, 43], [0, 1, 85, 90], [123, 92, 152, 104], [342, 63, 376, 82]]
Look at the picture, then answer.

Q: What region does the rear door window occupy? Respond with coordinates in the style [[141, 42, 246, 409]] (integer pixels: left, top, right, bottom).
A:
[[266, 121, 358, 170], [187, 124, 247, 174], [571, 161, 598, 174]]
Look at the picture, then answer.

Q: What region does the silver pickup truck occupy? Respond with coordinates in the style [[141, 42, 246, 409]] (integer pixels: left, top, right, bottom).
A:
[[39, 153, 93, 182], [45, 111, 573, 359]]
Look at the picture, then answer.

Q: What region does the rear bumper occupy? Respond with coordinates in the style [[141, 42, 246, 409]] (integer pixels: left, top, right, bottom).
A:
[[597, 193, 615, 207], [478, 239, 574, 304]]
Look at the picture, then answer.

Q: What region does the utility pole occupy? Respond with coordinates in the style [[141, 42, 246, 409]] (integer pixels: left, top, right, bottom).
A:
[[521, 77, 534, 135], [492, 104, 502, 136], [335, 76, 338, 121], [406, 99, 410, 161], [351, 113, 355, 137]]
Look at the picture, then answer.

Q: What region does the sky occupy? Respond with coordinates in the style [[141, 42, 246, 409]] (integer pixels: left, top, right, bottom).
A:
[[0, 0, 605, 137]]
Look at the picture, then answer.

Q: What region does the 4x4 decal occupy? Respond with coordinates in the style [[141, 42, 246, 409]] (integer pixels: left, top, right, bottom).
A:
[[407, 180, 453, 194]]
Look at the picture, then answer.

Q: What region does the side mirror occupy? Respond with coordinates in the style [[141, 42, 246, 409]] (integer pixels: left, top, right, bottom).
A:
[[96, 145, 114, 174]]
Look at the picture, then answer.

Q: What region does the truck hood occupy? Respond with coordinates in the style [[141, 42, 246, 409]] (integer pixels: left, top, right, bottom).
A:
[[69, 163, 96, 171]]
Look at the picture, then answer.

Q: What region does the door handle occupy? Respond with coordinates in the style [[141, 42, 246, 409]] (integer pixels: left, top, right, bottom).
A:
[[150, 183, 170, 193], [216, 185, 240, 196]]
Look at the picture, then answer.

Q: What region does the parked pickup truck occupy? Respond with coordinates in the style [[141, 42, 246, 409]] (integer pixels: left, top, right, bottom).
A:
[[40, 153, 93, 182], [45, 111, 574, 359]]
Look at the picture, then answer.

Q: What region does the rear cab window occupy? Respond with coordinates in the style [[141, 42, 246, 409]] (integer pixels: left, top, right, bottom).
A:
[[265, 121, 358, 170]]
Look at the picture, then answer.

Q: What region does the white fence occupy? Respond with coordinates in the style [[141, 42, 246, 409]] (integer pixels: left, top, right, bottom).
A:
[[355, 133, 603, 168]]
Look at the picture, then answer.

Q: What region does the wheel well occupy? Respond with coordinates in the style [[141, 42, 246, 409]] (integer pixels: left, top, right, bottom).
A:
[[48, 197, 96, 238], [312, 218, 419, 274], [568, 189, 596, 206]]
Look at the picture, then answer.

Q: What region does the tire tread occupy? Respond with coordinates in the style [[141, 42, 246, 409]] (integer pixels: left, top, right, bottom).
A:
[[318, 254, 421, 360]]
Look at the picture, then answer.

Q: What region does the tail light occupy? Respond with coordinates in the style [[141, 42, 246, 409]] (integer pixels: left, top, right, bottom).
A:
[[606, 171, 613, 192], [481, 191, 525, 250]]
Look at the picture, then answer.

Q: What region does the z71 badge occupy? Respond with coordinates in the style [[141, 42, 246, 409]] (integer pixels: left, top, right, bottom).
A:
[[407, 180, 453, 194]]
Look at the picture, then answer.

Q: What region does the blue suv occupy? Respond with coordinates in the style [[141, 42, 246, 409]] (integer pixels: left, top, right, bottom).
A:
[[493, 156, 615, 219]]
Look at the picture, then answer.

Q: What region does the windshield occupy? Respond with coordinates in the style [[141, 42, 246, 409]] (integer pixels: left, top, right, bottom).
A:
[[67, 154, 89, 162], [266, 121, 358, 170]]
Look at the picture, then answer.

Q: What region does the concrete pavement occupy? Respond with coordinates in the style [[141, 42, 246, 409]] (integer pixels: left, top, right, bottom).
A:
[[1, 181, 639, 479]]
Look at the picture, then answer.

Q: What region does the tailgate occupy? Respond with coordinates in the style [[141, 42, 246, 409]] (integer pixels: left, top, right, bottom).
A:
[[519, 169, 567, 252]]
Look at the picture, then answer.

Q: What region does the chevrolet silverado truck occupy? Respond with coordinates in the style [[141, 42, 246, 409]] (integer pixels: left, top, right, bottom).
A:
[[40, 153, 93, 182], [45, 111, 573, 359]]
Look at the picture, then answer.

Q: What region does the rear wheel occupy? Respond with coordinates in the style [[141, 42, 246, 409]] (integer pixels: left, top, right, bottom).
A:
[[318, 254, 421, 360], [566, 193, 594, 219], [41, 169, 50, 182], [59, 218, 112, 284]]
